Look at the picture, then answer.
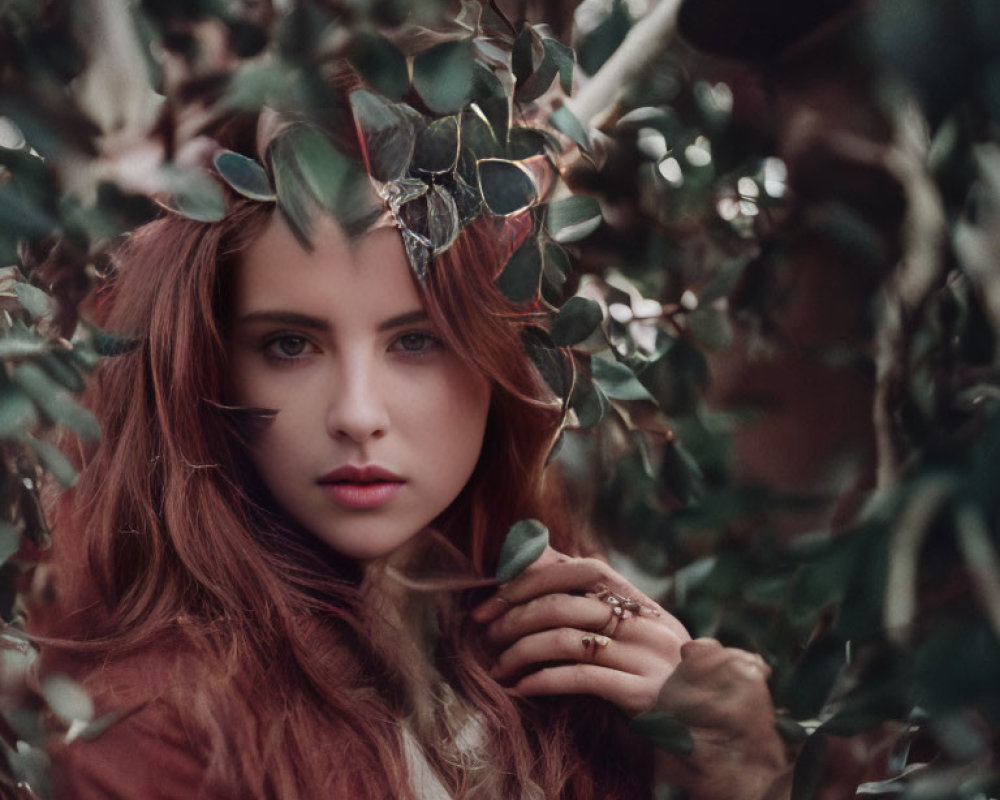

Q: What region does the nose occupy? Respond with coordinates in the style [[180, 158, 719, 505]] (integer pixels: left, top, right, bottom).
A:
[[326, 356, 389, 444]]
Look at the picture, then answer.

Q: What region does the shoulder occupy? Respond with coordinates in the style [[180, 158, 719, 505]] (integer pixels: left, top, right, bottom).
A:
[[47, 645, 237, 800], [50, 698, 231, 800]]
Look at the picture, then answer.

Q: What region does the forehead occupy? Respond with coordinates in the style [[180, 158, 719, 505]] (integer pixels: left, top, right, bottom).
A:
[[234, 210, 422, 317]]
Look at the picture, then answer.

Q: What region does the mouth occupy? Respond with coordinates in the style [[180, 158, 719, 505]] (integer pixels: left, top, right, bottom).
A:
[[317, 465, 405, 510]]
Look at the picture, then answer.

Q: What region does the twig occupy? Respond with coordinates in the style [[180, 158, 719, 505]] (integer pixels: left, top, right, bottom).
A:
[[816, 102, 948, 488], [567, 0, 684, 129]]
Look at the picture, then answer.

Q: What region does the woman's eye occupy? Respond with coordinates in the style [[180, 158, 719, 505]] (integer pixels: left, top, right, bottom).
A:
[[266, 335, 310, 359], [394, 332, 439, 354]]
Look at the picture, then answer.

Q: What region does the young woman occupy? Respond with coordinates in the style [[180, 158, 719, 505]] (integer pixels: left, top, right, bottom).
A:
[[31, 122, 789, 799]]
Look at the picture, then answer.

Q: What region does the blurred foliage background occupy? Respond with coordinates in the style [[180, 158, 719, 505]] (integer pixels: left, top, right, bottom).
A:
[[0, 0, 998, 797]]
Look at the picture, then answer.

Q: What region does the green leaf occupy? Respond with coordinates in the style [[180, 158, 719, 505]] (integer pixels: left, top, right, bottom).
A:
[[550, 105, 590, 151], [413, 40, 475, 114], [349, 90, 420, 183], [591, 355, 654, 401], [459, 106, 502, 162], [516, 45, 559, 103], [213, 150, 275, 201], [477, 158, 539, 216], [13, 363, 100, 440], [161, 168, 226, 222], [0, 384, 38, 440], [90, 329, 138, 358], [412, 116, 461, 175], [496, 519, 549, 582], [27, 435, 78, 487], [545, 195, 601, 243], [522, 327, 570, 398], [570, 378, 609, 429], [291, 128, 347, 207], [40, 352, 86, 393], [542, 244, 571, 293], [41, 674, 93, 725], [0, 330, 48, 360], [496, 239, 542, 303], [546, 38, 575, 95], [13, 282, 52, 319], [660, 439, 704, 505], [550, 296, 603, 345], [0, 523, 20, 566], [349, 32, 409, 101], [577, 0, 631, 74], [628, 711, 694, 755], [512, 27, 542, 85], [507, 127, 556, 160]]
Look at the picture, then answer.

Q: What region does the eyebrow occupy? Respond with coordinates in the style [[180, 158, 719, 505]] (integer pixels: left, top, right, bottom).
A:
[[236, 309, 429, 332]]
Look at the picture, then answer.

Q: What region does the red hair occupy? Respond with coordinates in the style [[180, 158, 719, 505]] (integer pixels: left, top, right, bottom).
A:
[[35, 195, 652, 798]]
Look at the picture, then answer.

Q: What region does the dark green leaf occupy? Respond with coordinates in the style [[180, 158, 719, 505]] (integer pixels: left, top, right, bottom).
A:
[[0, 523, 20, 567], [545, 195, 601, 242], [546, 38, 575, 95], [577, 0, 631, 74], [413, 40, 474, 114], [660, 439, 704, 505], [496, 239, 542, 303], [0, 384, 38, 440], [542, 243, 571, 294], [507, 127, 556, 160], [512, 27, 542, 84], [349, 90, 419, 183], [40, 352, 86, 393], [522, 327, 570, 398], [13, 363, 100, 440], [628, 711, 694, 755], [591, 355, 654, 401], [460, 107, 502, 162], [412, 116, 460, 175], [91, 329, 138, 358], [496, 519, 549, 582], [550, 105, 590, 151], [477, 158, 538, 216], [213, 150, 275, 201], [27, 435, 78, 487], [349, 32, 409, 101], [570, 378, 609, 429], [550, 296, 603, 345], [516, 47, 558, 103]]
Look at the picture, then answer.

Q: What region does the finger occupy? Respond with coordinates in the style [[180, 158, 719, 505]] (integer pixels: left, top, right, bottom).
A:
[[510, 663, 654, 716], [472, 557, 658, 623], [485, 594, 616, 646], [491, 627, 650, 682], [678, 642, 771, 683]]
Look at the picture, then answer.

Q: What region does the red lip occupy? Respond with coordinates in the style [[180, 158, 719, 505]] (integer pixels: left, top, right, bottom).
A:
[[318, 465, 404, 484], [317, 465, 405, 510]]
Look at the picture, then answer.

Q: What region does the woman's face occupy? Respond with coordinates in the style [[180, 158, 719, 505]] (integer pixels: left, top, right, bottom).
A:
[[228, 211, 492, 560]]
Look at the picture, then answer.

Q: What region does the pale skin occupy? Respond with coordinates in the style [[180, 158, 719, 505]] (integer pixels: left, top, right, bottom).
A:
[[229, 210, 788, 799], [473, 547, 791, 800]]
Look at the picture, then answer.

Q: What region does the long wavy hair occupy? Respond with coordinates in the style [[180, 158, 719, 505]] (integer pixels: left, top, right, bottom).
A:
[[35, 189, 652, 798]]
